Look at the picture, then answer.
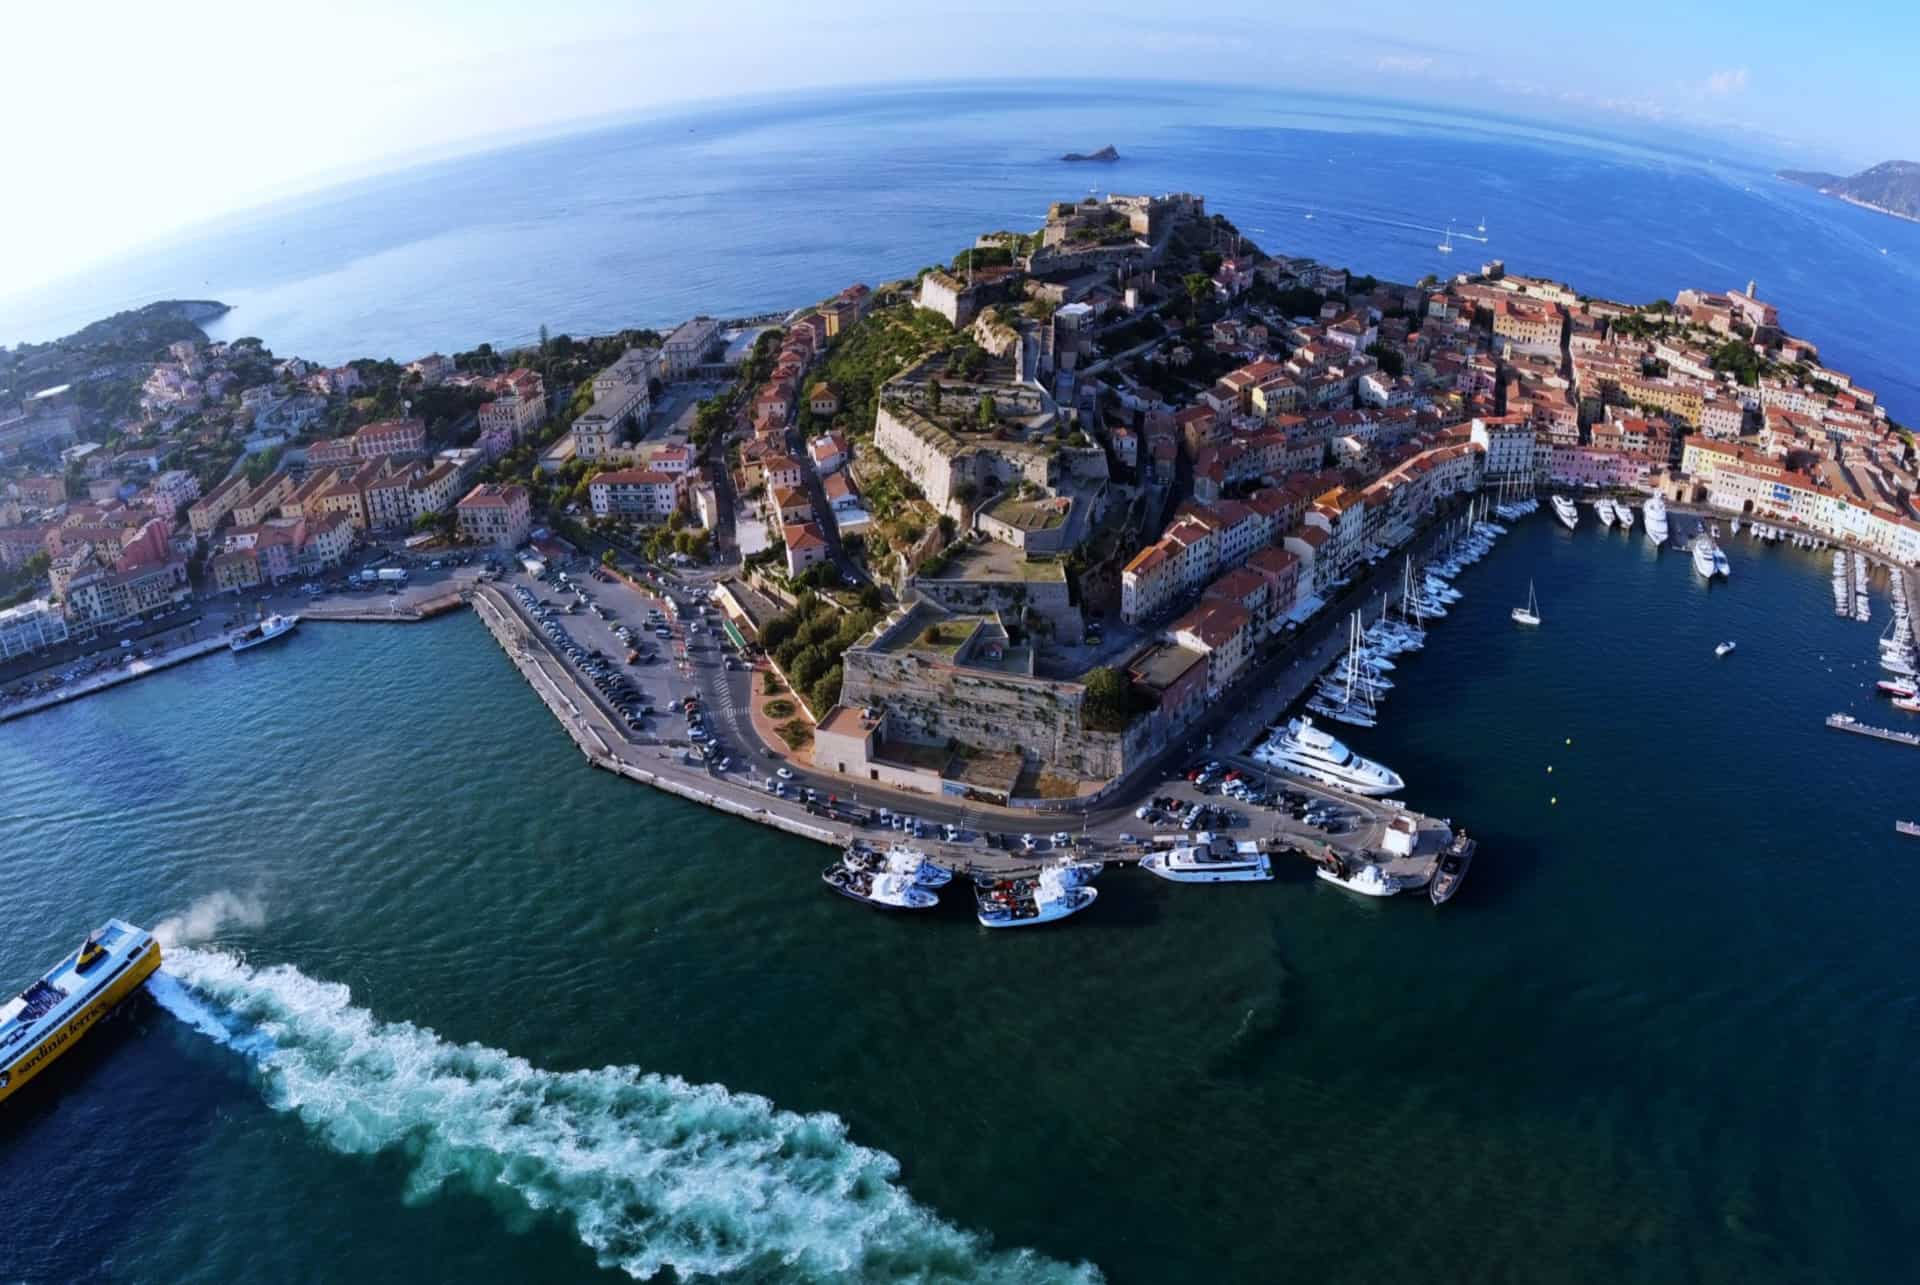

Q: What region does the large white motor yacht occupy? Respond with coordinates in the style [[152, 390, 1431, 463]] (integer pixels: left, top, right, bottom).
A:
[[1253, 717, 1404, 796], [1643, 494, 1669, 544], [1141, 836, 1274, 884], [1551, 495, 1579, 530]]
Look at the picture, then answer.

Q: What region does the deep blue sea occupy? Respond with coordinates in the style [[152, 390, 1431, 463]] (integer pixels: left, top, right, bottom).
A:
[[4, 83, 1919, 422], [5, 86, 1920, 1284]]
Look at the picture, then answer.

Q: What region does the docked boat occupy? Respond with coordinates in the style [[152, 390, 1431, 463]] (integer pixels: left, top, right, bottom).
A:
[[1616, 502, 1635, 530], [1877, 677, 1918, 699], [843, 844, 953, 888], [1315, 856, 1413, 897], [1691, 535, 1729, 580], [1511, 580, 1541, 627], [1141, 835, 1273, 884], [1, 920, 162, 1104], [230, 612, 300, 652], [1897, 820, 1920, 838], [821, 864, 940, 911], [1253, 717, 1404, 796], [1643, 494, 1669, 544], [1429, 832, 1476, 905], [1551, 495, 1579, 530], [1595, 498, 1617, 528], [1715, 640, 1736, 657], [976, 866, 1098, 928], [1893, 695, 1920, 714]]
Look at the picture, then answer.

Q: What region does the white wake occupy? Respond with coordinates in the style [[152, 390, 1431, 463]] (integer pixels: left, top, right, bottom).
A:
[[153, 945, 1101, 1283]]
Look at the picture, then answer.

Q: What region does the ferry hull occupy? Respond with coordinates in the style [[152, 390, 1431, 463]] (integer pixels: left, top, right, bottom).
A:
[[0, 942, 161, 1106]]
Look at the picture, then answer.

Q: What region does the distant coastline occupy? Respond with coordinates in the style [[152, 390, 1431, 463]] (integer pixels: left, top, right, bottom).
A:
[[1777, 160, 1920, 225]]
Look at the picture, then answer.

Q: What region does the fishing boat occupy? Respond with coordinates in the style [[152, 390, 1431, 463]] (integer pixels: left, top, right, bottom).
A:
[[976, 866, 1098, 928], [1429, 832, 1476, 905], [1511, 580, 1541, 627], [1315, 856, 1413, 897], [821, 864, 940, 911], [842, 844, 953, 888], [1551, 495, 1579, 530], [230, 612, 300, 652], [1, 921, 162, 1104]]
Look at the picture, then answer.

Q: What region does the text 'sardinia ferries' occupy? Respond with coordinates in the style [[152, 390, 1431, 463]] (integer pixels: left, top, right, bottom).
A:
[[1, 921, 162, 1104]]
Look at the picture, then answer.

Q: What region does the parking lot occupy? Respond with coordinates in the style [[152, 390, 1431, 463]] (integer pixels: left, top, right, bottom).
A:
[[497, 558, 765, 780]]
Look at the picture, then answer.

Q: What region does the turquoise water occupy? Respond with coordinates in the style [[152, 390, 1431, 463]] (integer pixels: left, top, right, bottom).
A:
[[4, 523, 1918, 1283]]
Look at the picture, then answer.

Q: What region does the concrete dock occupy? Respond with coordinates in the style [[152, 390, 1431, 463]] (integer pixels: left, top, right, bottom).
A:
[[0, 632, 236, 725]]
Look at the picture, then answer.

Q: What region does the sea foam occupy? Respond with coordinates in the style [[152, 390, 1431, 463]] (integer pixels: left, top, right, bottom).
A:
[[159, 947, 1102, 1283]]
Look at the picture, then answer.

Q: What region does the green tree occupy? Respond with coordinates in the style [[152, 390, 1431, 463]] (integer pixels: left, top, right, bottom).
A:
[[1082, 666, 1134, 732], [1184, 273, 1213, 307], [809, 664, 844, 714], [928, 378, 943, 414], [977, 394, 997, 429]]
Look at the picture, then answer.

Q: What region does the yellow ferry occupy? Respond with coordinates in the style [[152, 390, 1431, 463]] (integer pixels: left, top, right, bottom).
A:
[[0, 921, 162, 1105]]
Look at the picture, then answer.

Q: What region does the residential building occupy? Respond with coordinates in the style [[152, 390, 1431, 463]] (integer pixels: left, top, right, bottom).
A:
[[353, 418, 428, 459], [0, 598, 68, 660], [456, 483, 532, 550], [589, 469, 681, 520], [188, 474, 249, 539], [663, 316, 721, 378], [477, 369, 548, 442], [1167, 599, 1254, 697], [782, 521, 831, 578]]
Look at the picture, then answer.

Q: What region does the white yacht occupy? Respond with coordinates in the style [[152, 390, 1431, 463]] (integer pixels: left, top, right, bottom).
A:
[[1253, 717, 1404, 796], [1643, 494, 1669, 544], [230, 612, 299, 652], [1551, 495, 1579, 530], [976, 866, 1098, 928], [1616, 502, 1635, 530], [1141, 836, 1273, 884], [1691, 535, 1728, 580], [1595, 498, 1617, 527], [1315, 859, 1415, 897], [1511, 580, 1541, 627]]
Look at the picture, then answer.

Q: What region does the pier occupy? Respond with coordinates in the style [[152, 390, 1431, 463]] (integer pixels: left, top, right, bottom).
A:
[[1825, 713, 1920, 749], [0, 633, 234, 725]]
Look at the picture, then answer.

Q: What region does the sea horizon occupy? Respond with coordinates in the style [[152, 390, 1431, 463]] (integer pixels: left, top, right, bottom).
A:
[[6, 81, 1915, 424]]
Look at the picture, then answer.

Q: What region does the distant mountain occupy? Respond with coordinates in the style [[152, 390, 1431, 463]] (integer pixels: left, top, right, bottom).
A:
[[1062, 145, 1120, 162], [1778, 160, 1920, 222]]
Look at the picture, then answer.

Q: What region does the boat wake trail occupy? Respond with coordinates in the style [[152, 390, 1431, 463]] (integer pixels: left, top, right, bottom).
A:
[[157, 946, 1102, 1283]]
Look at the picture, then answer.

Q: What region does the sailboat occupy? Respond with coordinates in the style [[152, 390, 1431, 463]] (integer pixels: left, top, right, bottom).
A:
[[1511, 581, 1541, 627], [1437, 224, 1454, 254], [1476, 214, 1487, 234]]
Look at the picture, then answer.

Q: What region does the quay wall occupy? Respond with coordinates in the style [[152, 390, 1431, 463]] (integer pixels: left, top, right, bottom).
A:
[[0, 633, 232, 725]]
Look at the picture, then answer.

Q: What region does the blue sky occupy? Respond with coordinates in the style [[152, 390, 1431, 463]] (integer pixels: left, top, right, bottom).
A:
[[1, 0, 1911, 295]]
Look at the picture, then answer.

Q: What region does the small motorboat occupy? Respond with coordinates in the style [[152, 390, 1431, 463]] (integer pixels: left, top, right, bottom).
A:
[[1715, 641, 1736, 657]]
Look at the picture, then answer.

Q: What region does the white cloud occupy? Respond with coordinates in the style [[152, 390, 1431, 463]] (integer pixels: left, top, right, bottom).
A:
[[1376, 54, 1435, 74], [1703, 67, 1750, 96]]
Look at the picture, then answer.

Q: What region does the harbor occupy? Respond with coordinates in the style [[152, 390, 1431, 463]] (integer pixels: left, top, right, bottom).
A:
[[1826, 712, 1920, 749]]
